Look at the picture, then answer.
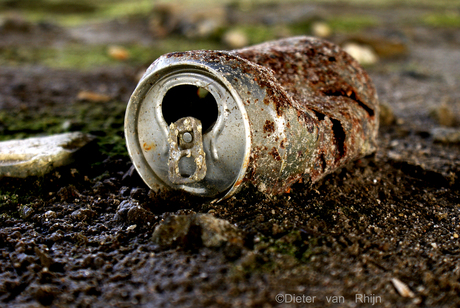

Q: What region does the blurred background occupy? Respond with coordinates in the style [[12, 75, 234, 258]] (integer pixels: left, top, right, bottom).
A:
[[1, 0, 459, 69], [1, 0, 460, 155]]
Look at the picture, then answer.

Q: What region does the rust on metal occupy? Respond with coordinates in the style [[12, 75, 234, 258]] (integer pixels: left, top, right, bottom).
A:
[[125, 36, 379, 200]]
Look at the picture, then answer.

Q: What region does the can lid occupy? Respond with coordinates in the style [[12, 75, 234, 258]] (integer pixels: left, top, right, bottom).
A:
[[125, 60, 251, 198]]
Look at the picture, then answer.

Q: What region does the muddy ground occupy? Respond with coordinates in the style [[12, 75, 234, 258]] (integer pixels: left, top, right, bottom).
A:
[[1, 1, 460, 307]]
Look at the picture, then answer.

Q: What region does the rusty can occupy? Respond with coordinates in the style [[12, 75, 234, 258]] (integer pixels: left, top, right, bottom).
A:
[[125, 36, 379, 200]]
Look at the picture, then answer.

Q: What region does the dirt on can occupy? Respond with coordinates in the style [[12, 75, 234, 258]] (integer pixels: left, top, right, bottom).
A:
[[124, 36, 379, 200]]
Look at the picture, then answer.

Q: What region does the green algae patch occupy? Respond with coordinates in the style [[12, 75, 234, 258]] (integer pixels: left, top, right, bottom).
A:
[[0, 39, 225, 70], [422, 12, 460, 28], [0, 100, 127, 157], [327, 15, 379, 33]]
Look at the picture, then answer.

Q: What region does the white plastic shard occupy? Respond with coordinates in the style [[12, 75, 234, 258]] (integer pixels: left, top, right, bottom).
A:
[[0, 132, 94, 178]]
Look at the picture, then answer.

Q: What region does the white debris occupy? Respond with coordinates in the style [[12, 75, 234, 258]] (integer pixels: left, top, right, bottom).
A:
[[431, 127, 460, 143], [342, 42, 379, 65], [312, 21, 331, 38], [222, 29, 248, 49], [0, 132, 94, 178], [391, 278, 415, 298], [127, 224, 137, 231]]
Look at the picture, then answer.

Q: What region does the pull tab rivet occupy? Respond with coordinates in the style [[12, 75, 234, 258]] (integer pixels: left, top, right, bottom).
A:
[[183, 132, 193, 143]]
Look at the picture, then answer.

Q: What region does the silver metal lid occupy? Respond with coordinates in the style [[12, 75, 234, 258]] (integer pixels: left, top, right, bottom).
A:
[[125, 60, 251, 198]]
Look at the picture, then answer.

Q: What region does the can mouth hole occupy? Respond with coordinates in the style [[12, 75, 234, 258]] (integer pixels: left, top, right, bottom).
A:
[[162, 85, 219, 133]]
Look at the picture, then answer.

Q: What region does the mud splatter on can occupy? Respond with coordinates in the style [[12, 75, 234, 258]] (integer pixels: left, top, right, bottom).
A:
[[125, 36, 379, 200]]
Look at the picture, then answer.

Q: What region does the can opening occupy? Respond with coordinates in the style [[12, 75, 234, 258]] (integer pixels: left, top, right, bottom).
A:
[[162, 85, 219, 133]]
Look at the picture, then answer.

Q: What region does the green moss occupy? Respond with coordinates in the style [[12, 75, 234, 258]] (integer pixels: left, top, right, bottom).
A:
[[423, 12, 460, 28], [0, 0, 154, 27], [258, 230, 319, 263], [0, 190, 33, 217], [0, 99, 128, 157], [0, 38, 225, 70], [289, 20, 314, 36], [233, 24, 281, 45], [327, 15, 379, 33]]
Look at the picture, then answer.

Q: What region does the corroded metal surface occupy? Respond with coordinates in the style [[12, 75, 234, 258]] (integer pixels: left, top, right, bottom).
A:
[[167, 117, 207, 184], [125, 36, 379, 200]]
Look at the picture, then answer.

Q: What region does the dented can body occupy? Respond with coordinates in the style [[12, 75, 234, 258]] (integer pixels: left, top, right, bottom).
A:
[[125, 36, 379, 200]]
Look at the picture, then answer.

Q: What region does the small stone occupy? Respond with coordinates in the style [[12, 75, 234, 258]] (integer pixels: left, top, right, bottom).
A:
[[20, 206, 34, 219], [93, 256, 105, 269], [197, 214, 244, 248], [379, 103, 396, 126], [44, 210, 57, 220], [130, 187, 146, 200], [429, 100, 457, 127], [341, 32, 409, 59], [49, 231, 64, 242], [454, 233, 459, 238], [431, 127, 460, 144], [0, 132, 94, 178], [77, 91, 112, 103], [222, 30, 248, 49], [342, 42, 378, 65], [34, 246, 54, 269], [33, 284, 60, 306], [151, 215, 192, 247], [115, 200, 136, 221], [151, 214, 245, 250], [391, 278, 415, 298], [127, 205, 154, 226], [107, 45, 130, 61], [311, 21, 331, 38], [70, 209, 96, 222]]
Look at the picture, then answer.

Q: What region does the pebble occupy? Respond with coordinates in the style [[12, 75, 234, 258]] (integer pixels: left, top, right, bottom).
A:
[[151, 214, 245, 250], [222, 29, 248, 49], [379, 103, 396, 126], [107, 45, 130, 61], [115, 200, 136, 221], [33, 284, 60, 306], [311, 21, 331, 38], [429, 101, 457, 127], [430, 127, 460, 143], [391, 278, 415, 298], [342, 42, 379, 65], [0, 132, 94, 178], [70, 209, 96, 222], [341, 31, 409, 59], [44, 210, 57, 220], [77, 90, 112, 103], [130, 187, 146, 200], [20, 206, 34, 219], [127, 205, 155, 226], [34, 246, 54, 269]]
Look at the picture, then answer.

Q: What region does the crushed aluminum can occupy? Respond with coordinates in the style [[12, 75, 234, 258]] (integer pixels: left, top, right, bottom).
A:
[[125, 36, 379, 200]]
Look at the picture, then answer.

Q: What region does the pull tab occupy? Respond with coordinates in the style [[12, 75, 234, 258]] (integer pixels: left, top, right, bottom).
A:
[[168, 117, 207, 184]]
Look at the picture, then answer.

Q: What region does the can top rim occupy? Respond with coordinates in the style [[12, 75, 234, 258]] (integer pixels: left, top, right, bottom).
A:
[[125, 56, 252, 200]]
